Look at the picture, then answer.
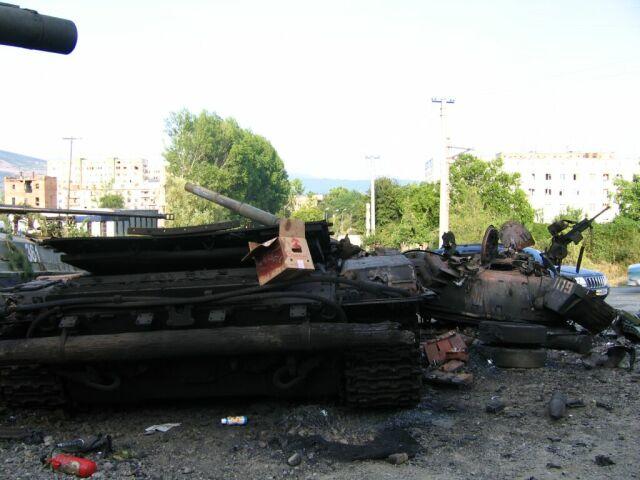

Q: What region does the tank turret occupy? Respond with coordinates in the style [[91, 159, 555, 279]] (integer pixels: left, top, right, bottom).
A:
[[0, 4, 77, 54], [184, 182, 280, 226]]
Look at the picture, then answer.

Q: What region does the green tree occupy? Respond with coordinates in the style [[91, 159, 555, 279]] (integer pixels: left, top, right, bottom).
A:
[[615, 175, 640, 221], [291, 204, 325, 222], [451, 154, 534, 224], [164, 109, 290, 226], [374, 177, 403, 227], [323, 187, 367, 234], [98, 193, 125, 209]]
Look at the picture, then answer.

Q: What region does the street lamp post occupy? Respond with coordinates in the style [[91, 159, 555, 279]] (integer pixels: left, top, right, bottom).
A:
[[365, 155, 380, 234], [62, 136, 81, 209]]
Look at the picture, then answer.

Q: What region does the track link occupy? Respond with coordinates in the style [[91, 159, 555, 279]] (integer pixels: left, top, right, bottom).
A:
[[0, 365, 67, 408], [344, 344, 422, 408]]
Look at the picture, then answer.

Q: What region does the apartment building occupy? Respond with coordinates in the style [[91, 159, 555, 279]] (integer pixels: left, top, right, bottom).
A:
[[3, 173, 57, 208], [499, 152, 640, 223], [47, 157, 165, 212]]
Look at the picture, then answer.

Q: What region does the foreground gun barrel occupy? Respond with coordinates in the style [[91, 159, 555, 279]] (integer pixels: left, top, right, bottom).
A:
[[0, 4, 77, 54], [185, 182, 280, 226]]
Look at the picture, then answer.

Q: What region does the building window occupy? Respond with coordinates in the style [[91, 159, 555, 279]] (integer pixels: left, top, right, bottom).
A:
[[603, 173, 609, 181], [11, 197, 15, 205], [531, 173, 535, 180], [35, 183, 39, 189], [576, 190, 580, 196], [545, 188, 552, 195], [24, 180, 32, 193], [528, 188, 535, 195], [573, 174, 577, 180], [35, 197, 40, 206], [545, 173, 552, 180], [11, 184, 15, 190], [559, 190, 563, 196]]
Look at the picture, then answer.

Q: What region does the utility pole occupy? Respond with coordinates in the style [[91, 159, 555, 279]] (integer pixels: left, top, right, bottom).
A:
[[431, 98, 455, 246], [365, 155, 380, 235], [62, 137, 81, 209]]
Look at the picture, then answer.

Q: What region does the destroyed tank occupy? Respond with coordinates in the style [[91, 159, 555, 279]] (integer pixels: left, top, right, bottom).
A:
[[0, 185, 430, 408]]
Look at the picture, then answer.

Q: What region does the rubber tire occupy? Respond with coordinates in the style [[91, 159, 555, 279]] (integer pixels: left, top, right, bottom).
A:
[[479, 321, 547, 347], [545, 331, 593, 354], [477, 343, 547, 368]]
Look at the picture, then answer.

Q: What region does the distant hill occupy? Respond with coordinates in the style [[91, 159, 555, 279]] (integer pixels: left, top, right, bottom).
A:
[[296, 177, 419, 194], [0, 150, 47, 181]]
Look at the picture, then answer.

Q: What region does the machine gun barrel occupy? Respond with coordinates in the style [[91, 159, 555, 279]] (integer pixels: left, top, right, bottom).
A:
[[0, 4, 77, 54], [185, 182, 280, 226]]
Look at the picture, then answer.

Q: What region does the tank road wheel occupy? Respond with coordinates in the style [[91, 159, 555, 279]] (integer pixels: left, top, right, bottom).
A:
[[477, 344, 547, 368], [478, 321, 547, 347], [343, 345, 422, 408]]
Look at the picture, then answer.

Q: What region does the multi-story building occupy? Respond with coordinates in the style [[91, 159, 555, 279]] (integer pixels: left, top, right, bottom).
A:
[[3, 173, 57, 208], [499, 152, 640, 223], [47, 157, 165, 212]]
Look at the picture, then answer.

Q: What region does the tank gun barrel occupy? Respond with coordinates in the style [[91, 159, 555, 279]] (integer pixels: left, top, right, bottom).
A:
[[0, 4, 77, 54], [185, 182, 280, 226]]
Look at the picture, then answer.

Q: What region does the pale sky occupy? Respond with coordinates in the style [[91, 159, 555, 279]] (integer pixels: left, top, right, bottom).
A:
[[1, 0, 639, 179]]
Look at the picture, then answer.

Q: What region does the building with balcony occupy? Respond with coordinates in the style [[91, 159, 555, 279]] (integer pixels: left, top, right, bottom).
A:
[[3, 173, 57, 208]]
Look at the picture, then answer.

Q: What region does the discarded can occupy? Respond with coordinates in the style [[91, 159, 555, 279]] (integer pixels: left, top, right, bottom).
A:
[[46, 454, 97, 478], [221, 416, 247, 425]]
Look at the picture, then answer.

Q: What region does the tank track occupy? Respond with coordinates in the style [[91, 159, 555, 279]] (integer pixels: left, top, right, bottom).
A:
[[0, 365, 67, 408], [344, 344, 422, 408]]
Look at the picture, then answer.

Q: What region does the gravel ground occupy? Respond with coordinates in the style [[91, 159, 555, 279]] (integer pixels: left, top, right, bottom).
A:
[[0, 339, 638, 480]]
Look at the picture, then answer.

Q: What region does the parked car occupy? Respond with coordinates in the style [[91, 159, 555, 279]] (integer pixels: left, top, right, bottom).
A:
[[431, 243, 610, 298], [629, 263, 640, 286], [522, 247, 609, 298]]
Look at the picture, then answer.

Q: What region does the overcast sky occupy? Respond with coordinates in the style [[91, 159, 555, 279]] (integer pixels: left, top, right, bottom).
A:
[[1, 0, 639, 179]]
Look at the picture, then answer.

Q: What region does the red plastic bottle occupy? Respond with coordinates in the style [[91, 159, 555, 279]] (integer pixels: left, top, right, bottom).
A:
[[47, 453, 97, 478]]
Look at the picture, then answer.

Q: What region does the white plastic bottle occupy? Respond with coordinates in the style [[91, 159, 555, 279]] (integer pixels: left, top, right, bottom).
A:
[[221, 416, 248, 426]]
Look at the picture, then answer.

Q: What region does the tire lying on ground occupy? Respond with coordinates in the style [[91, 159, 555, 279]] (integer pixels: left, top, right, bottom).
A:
[[477, 344, 547, 368], [545, 330, 593, 354], [479, 321, 547, 346]]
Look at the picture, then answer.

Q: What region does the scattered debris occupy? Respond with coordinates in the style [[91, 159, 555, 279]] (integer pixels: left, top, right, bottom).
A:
[[423, 331, 473, 386], [56, 434, 112, 454], [144, 423, 181, 435], [221, 416, 248, 426], [566, 399, 585, 408], [548, 391, 567, 420], [45, 453, 97, 478], [287, 452, 302, 466], [546, 462, 562, 469], [594, 454, 615, 466], [387, 453, 409, 465], [423, 331, 469, 364], [595, 401, 613, 412], [284, 428, 420, 462], [486, 396, 506, 414], [424, 370, 473, 386]]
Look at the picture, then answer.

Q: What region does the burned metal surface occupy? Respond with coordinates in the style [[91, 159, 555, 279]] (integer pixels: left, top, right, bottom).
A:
[[0, 189, 428, 408], [0, 186, 634, 410]]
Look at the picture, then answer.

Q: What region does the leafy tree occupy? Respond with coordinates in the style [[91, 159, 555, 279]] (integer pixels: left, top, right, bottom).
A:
[[282, 178, 305, 216], [164, 109, 290, 226], [374, 177, 403, 227], [615, 175, 640, 221], [98, 193, 125, 209], [291, 204, 324, 222], [451, 154, 534, 224], [323, 187, 367, 233]]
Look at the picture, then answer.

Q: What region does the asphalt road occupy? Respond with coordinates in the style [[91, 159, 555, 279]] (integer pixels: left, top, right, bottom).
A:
[[606, 286, 640, 312]]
